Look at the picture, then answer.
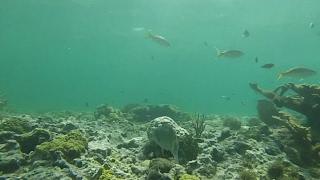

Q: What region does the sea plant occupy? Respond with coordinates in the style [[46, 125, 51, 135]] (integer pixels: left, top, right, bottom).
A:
[[192, 113, 206, 138]]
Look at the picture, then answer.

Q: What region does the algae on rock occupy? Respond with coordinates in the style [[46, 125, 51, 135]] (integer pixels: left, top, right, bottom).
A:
[[0, 117, 32, 134], [34, 130, 88, 161]]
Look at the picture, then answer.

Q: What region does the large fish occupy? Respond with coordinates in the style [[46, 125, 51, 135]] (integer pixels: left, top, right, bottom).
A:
[[278, 67, 317, 80], [215, 48, 244, 58], [146, 31, 170, 47]]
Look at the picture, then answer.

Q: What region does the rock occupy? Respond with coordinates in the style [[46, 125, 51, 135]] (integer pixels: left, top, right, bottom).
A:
[[233, 141, 252, 155], [185, 160, 200, 173], [210, 147, 225, 163], [62, 122, 78, 132], [117, 137, 143, 149], [217, 128, 231, 141], [147, 116, 188, 161], [267, 161, 284, 179], [147, 116, 199, 163], [178, 174, 200, 180], [0, 158, 20, 174], [94, 105, 121, 120], [265, 146, 281, 156], [91, 148, 111, 158], [21, 166, 71, 179], [0, 131, 17, 143], [0, 140, 24, 174], [149, 158, 175, 173], [0, 117, 33, 134], [146, 169, 172, 180], [222, 117, 242, 130], [247, 117, 262, 127], [33, 130, 88, 161], [196, 164, 216, 178], [284, 146, 302, 165], [131, 165, 147, 175], [16, 128, 51, 153]]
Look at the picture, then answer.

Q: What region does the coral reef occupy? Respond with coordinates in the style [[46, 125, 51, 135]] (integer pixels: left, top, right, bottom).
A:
[[1, 103, 319, 179]]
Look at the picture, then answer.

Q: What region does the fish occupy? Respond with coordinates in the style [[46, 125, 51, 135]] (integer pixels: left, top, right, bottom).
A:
[[278, 67, 317, 80], [215, 48, 244, 58], [255, 57, 259, 63], [132, 27, 145, 31], [146, 31, 170, 47], [261, 63, 275, 69], [309, 22, 315, 29], [221, 96, 231, 101], [242, 29, 250, 38]]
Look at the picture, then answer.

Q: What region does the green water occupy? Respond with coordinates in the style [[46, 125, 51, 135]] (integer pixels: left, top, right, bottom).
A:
[[0, 0, 319, 114]]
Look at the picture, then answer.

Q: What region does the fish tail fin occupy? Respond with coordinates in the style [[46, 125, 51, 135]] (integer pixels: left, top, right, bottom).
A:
[[215, 47, 222, 57], [277, 73, 283, 80]]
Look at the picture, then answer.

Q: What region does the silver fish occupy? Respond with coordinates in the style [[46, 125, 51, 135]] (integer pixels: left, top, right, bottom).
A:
[[216, 48, 244, 58], [278, 67, 317, 80], [146, 31, 170, 47]]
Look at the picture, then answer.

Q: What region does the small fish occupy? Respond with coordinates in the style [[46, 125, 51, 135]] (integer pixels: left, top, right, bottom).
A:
[[261, 63, 275, 69], [309, 22, 315, 29], [215, 48, 244, 58], [203, 41, 208, 47], [221, 96, 231, 101], [85, 102, 89, 107], [278, 67, 317, 80], [146, 31, 170, 47], [242, 29, 250, 38], [132, 27, 145, 31], [254, 57, 259, 63]]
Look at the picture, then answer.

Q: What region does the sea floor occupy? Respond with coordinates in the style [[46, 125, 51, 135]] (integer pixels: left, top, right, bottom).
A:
[[0, 104, 319, 180]]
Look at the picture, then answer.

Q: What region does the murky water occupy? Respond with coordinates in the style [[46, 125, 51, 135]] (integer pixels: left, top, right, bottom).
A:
[[0, 0, 319, 114]]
